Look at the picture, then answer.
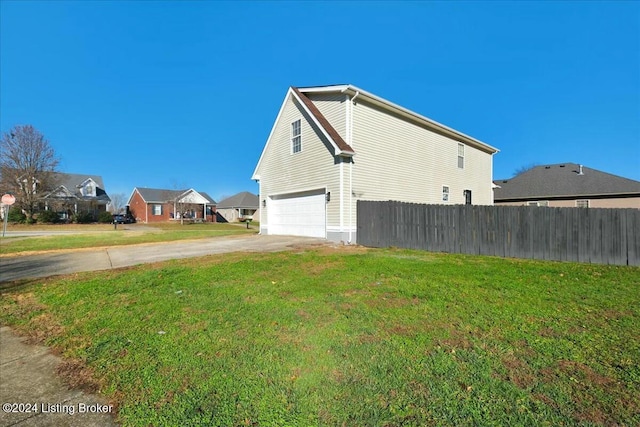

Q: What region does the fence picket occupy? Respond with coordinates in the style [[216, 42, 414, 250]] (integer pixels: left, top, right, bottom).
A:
[[357, 201, 638, 266]]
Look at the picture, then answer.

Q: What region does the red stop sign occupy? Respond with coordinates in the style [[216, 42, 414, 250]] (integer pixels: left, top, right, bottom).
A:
[[1, 194, 16, 205]]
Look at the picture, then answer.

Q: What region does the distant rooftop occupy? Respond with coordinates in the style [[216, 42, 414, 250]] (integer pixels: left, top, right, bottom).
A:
[[217, 191, 258, 209], [494, 163, 640, 201]]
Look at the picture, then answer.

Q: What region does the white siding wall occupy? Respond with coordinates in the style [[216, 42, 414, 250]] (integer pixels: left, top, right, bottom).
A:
[[307, 93, 347, 142], [256, 95, 341, 234], [351, 100, 494, 206]]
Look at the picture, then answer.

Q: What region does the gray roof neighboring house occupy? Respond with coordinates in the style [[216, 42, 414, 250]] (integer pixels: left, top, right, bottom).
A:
[[494, 163, 640, 202], [217, 192, 258, 209], [43, 172, 111, 203], [131, 187, 216, 204], [198, 192, 217, 205]]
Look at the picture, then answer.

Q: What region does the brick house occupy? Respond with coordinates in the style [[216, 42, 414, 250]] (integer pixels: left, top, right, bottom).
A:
[[128, 187, 217, 223]]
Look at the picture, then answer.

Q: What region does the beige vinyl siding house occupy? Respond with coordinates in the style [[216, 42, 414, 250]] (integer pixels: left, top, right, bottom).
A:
[[252, 85, 498, 243]]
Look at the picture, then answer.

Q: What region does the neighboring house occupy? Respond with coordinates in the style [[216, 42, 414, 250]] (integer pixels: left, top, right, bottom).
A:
[[217, 192, 260, 222], [252, 84, 499, 242], [128, 187, 217, 223], [41, 172, 111, 220], [494, 163, 640, 209]]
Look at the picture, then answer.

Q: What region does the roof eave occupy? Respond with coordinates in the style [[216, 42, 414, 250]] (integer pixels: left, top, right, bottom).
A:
[[302, 85, 499, 155], [495, 192, 640, 202]]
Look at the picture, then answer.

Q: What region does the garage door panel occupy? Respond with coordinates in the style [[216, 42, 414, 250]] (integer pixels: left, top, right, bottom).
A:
[[268, 190, 326, 238]]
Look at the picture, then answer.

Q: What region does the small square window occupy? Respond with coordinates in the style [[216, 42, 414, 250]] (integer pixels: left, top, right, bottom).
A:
[[576, 200, 589, 208], [291, 119, 301, 153]]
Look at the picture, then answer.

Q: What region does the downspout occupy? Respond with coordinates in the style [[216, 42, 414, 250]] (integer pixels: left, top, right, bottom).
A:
[[348, 91, 359, 244]]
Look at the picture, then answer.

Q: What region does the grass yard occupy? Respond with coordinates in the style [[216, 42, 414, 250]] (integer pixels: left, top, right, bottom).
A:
[[1, 247, 638, 426], [0, 222, 256, 255]]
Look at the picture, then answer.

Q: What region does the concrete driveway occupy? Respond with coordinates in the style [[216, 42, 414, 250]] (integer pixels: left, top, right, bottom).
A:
[[0, 234, 329, 284]]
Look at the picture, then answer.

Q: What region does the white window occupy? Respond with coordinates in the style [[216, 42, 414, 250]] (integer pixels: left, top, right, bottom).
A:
[[442, 186, 450, 202], [152, 204, 162, 215], [85, 182, 95, 196], [457, 143, 465, 169], [291, 119, 301, 153], [576, 200, 589, 208], [527, 201, 549, 207]]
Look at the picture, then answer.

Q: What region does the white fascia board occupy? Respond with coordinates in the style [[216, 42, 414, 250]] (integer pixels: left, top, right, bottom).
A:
[[177, 188, 210, 204], [42, 185, 73, 199], [77, 177, 97, 188], [251, 89, 294, 181], [297, 84, 351, 93], [127, 188, 139, 205], [307, 85, 499, 155]]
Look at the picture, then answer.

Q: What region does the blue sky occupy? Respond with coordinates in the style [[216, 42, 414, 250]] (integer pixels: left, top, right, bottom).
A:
[[1, 1, 638, 201]]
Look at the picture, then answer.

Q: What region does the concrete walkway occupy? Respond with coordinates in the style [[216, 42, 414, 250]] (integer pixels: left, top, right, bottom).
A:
[[0, 234, 328, 283], [0, 326, 118, 427]]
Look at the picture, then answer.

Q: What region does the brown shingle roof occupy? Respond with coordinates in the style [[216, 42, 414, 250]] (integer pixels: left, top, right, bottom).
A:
[[291, 87, 355, 155]]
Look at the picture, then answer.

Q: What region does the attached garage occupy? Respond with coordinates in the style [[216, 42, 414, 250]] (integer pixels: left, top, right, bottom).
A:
[[267, 189, 326, 238]]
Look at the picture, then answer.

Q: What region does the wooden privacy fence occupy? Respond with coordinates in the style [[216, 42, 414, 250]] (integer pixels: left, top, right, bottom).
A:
[[357, 201, 640, 266]]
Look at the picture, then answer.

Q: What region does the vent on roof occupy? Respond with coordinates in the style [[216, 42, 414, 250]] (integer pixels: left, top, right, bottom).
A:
[[559, 164, 565, 168], [578, 164, 584, 175], [502, 180, 508, 183], [545, 166, 551, 169]]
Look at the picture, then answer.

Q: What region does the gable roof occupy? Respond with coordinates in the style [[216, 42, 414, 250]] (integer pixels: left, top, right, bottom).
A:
[[252, 84, 498, 180], [291, 87, 355, 155], [131, 187, 216, 204], [217, 191, 259, 209], [198, 192, 217, 205], [297, 84, 498, 154], [494, 163, 640, 201], [50, 172, 107, 192], [132, 187, 185, 203], [42, 172, 110, 202]]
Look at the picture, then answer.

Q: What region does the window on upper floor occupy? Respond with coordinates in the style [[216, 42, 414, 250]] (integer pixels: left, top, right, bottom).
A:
[[457, 143, 465, 169], [84, 182, 95, 197], [576, 200, 589, 208], [442, 186, 450, 202], [291, 119, 301, 153]]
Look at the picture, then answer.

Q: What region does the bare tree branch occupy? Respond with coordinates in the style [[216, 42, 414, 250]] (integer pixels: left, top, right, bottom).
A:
[[107, 193, 127, 213], [0, 125, 60, 220]]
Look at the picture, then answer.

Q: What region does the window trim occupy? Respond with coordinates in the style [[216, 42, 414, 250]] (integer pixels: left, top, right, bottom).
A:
[[291, 119, 302, 154], [152, 204, 162, 215], [457, 143, 465, 169], [442, 185, 450, 202], [527, 201, 549, 207]]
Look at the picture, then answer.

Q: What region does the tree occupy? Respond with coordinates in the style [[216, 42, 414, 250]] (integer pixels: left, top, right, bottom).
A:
[[0, 125, 60, 221], [107, 193, 127, 214], [512, 162, 539, 177]]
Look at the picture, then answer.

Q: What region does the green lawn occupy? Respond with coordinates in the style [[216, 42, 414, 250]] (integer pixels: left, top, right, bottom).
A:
[[0, 222, 256, 255], [1, 247, 638, 426]]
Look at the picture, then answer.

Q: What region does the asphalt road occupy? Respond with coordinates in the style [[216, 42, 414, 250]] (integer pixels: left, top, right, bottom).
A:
[[0, 234, 329, 284]]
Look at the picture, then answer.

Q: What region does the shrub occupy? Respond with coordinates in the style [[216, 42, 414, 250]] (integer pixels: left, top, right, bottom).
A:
[[98, 211, 114, 223], [37, 210, 60, 224], [6, 207, 26, 223], [73, 211, 94, 224]]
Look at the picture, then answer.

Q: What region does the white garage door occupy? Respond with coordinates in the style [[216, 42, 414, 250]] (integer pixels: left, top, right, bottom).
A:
[[268, 190, 326, 238]]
